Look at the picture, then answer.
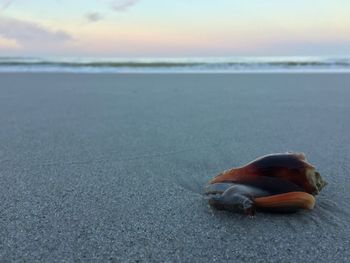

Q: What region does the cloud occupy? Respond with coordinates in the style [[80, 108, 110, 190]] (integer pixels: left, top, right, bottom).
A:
[[110, 0, 140, 12], [0, 15, 72, 48], [85, 12, 104, 22], [0, 0, 14, 10]]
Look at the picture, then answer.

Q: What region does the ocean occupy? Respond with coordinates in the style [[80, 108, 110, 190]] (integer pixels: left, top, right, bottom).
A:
[[0, 56, 350, 73]]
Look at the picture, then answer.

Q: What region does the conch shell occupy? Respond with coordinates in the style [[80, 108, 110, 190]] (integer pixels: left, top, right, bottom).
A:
[[205, 153, 327, 215]]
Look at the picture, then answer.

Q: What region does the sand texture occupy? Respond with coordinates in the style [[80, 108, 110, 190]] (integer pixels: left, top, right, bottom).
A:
[[0, 73, 349, 262]]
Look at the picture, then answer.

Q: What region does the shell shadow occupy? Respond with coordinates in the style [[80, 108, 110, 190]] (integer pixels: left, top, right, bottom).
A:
[[175, 171, 208, 196]]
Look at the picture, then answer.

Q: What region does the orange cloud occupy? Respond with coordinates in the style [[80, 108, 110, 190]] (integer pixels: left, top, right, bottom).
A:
[[0, 36, 20, 49]]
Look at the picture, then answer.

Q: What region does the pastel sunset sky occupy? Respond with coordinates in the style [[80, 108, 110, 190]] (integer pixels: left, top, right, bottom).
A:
[[0, 0, 349, 57]]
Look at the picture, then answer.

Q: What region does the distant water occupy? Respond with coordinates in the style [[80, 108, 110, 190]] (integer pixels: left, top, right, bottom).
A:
[[0, 57, 350, 73]]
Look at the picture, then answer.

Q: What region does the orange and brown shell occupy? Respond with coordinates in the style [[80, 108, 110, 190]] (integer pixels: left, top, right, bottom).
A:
[[210, 153, 326, 195], [206, 153, 327, 213]]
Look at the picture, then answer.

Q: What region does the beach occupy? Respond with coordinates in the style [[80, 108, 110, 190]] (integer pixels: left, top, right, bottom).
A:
[[0, 73, 349, 262]]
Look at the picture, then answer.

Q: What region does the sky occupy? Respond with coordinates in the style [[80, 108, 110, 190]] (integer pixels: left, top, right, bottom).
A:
[[0, 0, 350, 57]]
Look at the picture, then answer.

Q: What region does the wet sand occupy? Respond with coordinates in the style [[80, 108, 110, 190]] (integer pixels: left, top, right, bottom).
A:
[[0, 73, 349, 262]]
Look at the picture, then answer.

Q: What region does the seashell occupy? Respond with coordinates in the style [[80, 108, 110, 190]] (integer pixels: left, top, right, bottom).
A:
[[205, 153, 327, 215]]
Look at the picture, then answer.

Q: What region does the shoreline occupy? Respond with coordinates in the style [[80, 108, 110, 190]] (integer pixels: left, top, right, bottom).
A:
[[1, 71, 350, 74]]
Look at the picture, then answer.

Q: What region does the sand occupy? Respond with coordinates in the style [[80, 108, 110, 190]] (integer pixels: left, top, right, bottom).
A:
[[0, 73, 349, 262]]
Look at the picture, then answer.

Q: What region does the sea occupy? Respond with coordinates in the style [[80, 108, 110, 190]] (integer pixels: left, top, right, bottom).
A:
[[0, 56, 350, 73]]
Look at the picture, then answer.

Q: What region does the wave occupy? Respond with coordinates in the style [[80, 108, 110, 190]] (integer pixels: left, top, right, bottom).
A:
[[0, 57, 350, 73]]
